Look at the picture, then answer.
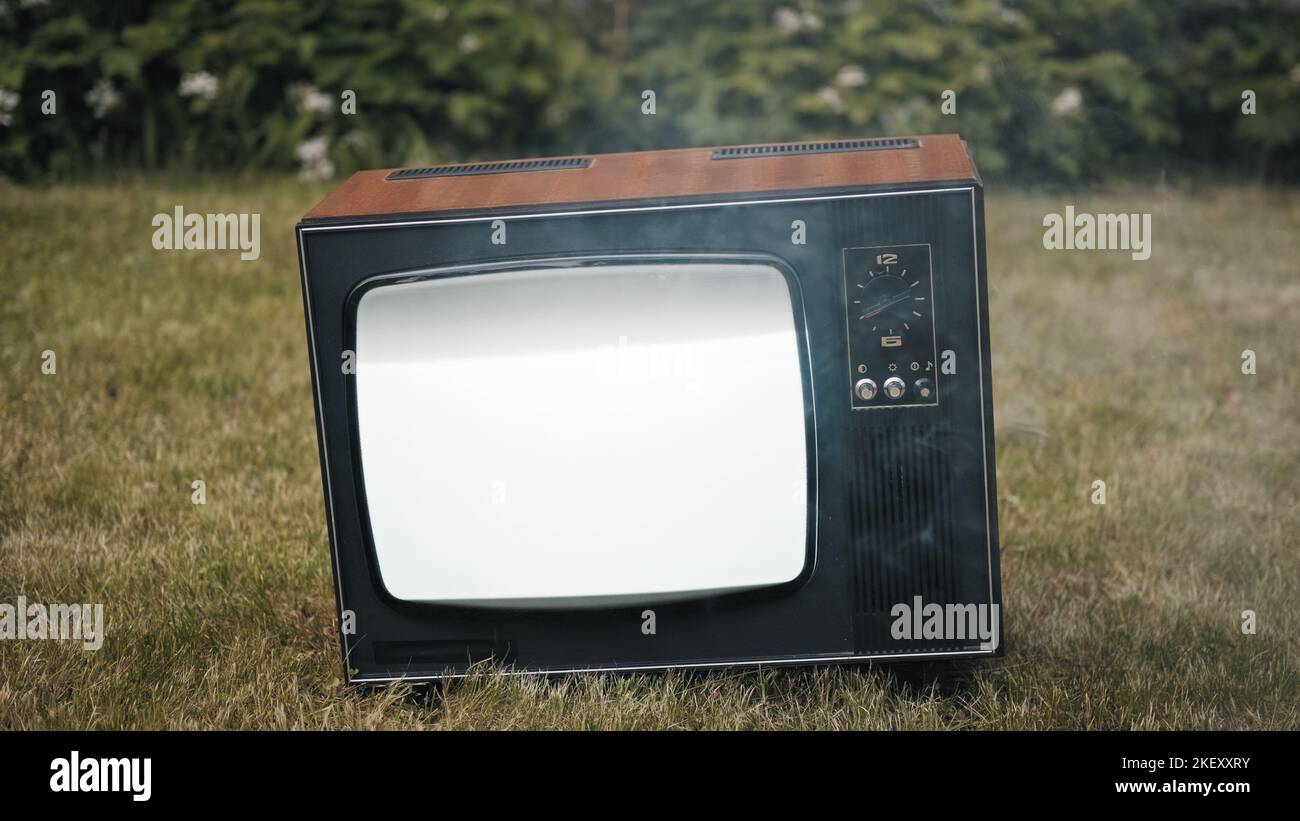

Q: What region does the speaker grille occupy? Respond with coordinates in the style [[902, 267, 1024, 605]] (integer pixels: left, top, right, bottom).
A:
[[710, 137, 919, 160], [386, 157, 591, 180], [848, 423, 968, 653]]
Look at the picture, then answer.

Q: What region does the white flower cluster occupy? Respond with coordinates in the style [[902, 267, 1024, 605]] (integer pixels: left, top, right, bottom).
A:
[[774, 7, 822, 35], [290, 84, 333, 116], [1051, 87, 1082, 115], [816, 86, 844, 113], [995, 4, 1028, 27], [295, 135, 335, 181], [835, 65, 867, 89], [86, 78, 120, 119], [0, 87, 18, 126], [179, 71, 220, 101]]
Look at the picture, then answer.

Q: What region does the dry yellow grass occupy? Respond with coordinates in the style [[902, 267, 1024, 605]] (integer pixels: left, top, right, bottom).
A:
[[0, 178, 1297, 728]]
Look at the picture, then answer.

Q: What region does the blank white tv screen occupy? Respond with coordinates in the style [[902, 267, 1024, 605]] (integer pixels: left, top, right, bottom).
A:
[[354, 261, 810, 607]]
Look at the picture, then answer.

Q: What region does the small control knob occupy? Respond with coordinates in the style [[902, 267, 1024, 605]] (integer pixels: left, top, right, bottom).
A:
[[854, 378, 878, 400], [883, 376, 906, 400], [914, 378, 934, 399]]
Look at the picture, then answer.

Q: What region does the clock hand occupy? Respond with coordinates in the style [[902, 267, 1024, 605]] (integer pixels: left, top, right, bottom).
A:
[[861, 293, 912, 320]]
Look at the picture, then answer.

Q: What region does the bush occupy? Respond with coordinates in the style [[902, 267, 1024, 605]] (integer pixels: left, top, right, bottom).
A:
[[0, 0, 603, 179], [1, 0, 1298, 183], [592, 0, 1300, 182]]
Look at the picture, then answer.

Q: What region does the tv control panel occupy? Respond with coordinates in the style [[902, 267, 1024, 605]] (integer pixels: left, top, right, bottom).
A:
[[842, 243, 939, 409]]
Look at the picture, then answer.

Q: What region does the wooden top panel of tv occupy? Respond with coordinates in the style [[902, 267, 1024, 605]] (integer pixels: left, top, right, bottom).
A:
[[302, 134, 977, 222]]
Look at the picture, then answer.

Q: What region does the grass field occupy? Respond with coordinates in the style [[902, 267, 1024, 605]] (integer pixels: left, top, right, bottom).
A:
[[1, 178, 1297, 729]]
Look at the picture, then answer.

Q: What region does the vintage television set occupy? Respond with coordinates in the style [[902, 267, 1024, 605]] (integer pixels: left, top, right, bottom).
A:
[[296, 134, 1001, 683]]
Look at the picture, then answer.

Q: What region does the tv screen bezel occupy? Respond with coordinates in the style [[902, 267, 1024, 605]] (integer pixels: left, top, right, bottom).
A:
[[340, 252, 822, 613]]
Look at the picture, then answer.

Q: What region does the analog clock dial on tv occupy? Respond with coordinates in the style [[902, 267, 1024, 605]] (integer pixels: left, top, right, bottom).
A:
[[852, 256, 929, 336]]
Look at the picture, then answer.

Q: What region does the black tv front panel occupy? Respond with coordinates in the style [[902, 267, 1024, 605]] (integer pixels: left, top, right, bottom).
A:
[[297, 136, 1001, 682]]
